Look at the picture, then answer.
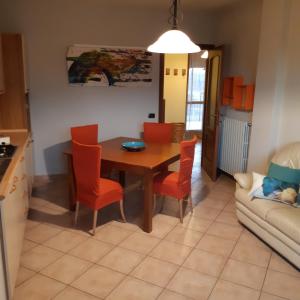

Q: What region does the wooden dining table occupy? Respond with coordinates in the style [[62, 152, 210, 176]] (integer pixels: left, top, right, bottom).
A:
[[64, 137, 180, 233]]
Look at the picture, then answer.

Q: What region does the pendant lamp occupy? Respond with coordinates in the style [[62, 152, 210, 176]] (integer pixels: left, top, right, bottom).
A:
[[147, 0, 200, 54]]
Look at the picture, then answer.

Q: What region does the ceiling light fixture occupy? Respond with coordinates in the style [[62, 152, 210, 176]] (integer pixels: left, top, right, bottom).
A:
[[147, 0, 200, 54], [201, 50, 208, 59]]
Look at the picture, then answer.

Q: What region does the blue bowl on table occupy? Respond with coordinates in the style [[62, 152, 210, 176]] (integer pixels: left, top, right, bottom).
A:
[[121, 141, 145, 152]]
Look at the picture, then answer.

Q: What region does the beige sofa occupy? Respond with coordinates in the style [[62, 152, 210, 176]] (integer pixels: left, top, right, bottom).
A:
[[234, 143, 300, 269]]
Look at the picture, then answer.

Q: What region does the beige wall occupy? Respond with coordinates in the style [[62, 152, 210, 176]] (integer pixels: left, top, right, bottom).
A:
[[0, 0, 216, 175], [163, 54, 188, 123], [248, 0, 300, 173], [214, 0, 262, 122]]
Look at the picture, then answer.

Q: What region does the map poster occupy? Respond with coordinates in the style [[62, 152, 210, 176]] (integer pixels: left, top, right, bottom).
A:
[[66, 45, 152, 87]]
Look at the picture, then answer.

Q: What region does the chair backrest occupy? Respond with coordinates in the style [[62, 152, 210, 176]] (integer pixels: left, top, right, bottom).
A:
[[143, 122, 173, 143], [71, 124, 98, 145], [72, 141, 101, 202], [178, 136, 197, 187]]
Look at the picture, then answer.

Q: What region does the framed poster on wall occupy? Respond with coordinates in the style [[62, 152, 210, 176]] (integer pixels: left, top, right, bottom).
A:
[[66, 44, 152, 87]]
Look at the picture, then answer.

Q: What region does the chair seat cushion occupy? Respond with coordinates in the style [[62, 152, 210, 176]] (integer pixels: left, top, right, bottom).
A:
[[154, 171, 188, 199], [235, 188, 286, 219], [95, 178, 123, 209], [266, 207, 300, 245]]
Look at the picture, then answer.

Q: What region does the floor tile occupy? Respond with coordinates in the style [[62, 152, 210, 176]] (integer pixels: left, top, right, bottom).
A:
[[183, 249, 226, 277], [43, 230, 87, 252], [180, 216, 212, 232], [109, 220, 139, 231], [15, 267, 36, 287], [93, 224, 133, 245], [106, 276, 162, 300], [167, 267, 217, 300], [221, 259, 267, 290], [215, 211, 240, 227], [209, 280, 260, 300], [192, 206, 221, 221], [71, 265, 124, 298], [24, 224, 62, 243], [153, 214, 179, 226], [98, 246, 145, 274], [269, 252, 300, 278], [165, 225, 203, 247], [14, 274, 65, 300], [206, 222, 243, 241], [231, 242, 271, 267], [263, 270, 300, 300], [149, 219, 175, 238], [22, 240, 38, 254], [21, 245, 63, 271], [223, 201, 236, 213], [199, 197, 229, 210], [238, 230, 270, 251], [259, 292, 287, 300], [119, 232, 160, 254], [70, 238, 114, 262], [196, 234, 236, 257], [25, 219, 41, 231], [53, 287, 99, 300], [150, 240, 192, 265], [40, 254, 92, 284], [131, 256, 178, 287], [158, 290, 192, 300]]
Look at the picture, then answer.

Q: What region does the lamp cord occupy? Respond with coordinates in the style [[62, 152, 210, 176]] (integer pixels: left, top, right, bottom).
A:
[[168, 0, 183, 29]]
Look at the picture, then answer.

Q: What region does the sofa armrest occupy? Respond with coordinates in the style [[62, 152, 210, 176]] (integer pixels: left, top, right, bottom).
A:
[[234, 173, 252, 190]]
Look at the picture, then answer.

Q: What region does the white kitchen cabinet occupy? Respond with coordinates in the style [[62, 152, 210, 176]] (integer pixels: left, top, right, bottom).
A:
[[0, 137, 32, 299]]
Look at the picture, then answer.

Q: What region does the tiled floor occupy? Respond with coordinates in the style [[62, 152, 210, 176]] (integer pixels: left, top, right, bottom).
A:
[[15, 145, 300, 300]]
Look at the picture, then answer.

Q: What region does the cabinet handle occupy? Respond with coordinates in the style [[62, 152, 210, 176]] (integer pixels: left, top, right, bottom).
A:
[[20, 156, 25, 162], [10, 184, 17, 194], [13, 176, 19, 183]]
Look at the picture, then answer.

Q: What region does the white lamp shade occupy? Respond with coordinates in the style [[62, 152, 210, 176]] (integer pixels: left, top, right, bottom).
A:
[[147, 29, 200, 54]]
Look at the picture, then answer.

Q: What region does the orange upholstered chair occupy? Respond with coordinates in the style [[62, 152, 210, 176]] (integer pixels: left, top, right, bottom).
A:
[[153, 136, 197, 222], [71, 124, 98, 145], [72, 140, 126, 235], [143, 122, 173, 143]]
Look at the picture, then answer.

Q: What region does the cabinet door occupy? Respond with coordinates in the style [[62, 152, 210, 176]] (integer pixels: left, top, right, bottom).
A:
[[1, 161, 28, 297], [0, 34, 5, 94]]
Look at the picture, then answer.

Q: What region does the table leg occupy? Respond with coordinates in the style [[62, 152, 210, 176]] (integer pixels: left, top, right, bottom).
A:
[[143, 172, 154, 233], [66, 155, 76, 211]]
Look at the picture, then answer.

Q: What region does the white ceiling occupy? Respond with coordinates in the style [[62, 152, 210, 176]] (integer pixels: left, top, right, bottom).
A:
[[106, 0, 242, 11]]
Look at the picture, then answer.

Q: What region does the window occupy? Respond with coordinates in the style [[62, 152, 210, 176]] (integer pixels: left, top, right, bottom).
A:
[[186, 67, 206, 131]]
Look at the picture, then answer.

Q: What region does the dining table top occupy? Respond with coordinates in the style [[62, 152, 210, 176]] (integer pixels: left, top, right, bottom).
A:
[[64, 137, 181, 171]]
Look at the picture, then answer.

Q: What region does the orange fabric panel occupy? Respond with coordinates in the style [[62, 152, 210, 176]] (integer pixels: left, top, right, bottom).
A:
[[71, 124, 98, 145], [144, 122, 173, 143], [72, 141, 123, 210], [154, 136, 197, 200]]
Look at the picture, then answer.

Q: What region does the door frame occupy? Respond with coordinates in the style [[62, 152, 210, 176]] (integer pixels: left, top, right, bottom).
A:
[[158, 44, 216, 123]]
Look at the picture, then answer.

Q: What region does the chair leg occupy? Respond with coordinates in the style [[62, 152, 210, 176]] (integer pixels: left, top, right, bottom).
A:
[[179, 200, 183, 223], [92, 210, 98, 236], [74, 201, 79, 225], [119, 200, 127, 223], [188, 194, 193, 213], [153, 194, 157, 214]]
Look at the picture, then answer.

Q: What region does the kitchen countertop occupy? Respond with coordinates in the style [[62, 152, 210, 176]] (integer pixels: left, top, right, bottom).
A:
[[0, 129, 30, 201]]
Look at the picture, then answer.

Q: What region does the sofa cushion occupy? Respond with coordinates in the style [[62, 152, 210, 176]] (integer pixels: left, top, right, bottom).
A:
[[266, 207, 300, 245], [235, 188, 286, 220]]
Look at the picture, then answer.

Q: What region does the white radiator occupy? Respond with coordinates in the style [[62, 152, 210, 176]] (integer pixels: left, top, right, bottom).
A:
[[218, 117, 251, 175]]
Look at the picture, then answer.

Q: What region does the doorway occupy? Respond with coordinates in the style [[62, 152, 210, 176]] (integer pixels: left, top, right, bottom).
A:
[[158, 46, 223, 181]]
